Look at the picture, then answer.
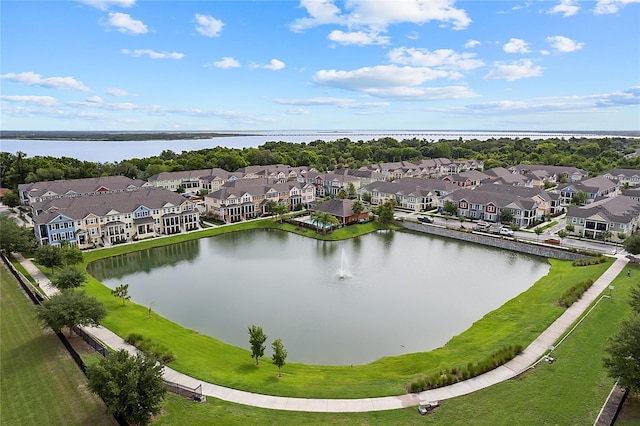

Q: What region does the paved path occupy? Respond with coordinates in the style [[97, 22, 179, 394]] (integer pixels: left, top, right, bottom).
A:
[[16, 253, 628, 412]]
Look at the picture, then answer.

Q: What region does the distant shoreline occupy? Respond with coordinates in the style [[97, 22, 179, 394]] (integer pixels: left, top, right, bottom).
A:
[[0, 131, 253, 141], [2, 129, 638, 141]]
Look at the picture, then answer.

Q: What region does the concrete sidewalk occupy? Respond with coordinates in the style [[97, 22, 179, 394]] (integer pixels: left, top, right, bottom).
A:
[[16, 252, 628, 412]]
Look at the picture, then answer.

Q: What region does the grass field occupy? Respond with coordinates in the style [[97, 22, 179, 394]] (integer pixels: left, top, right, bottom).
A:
[[0, 266, 115, 426], [71, 220, 615, 399], [151, 263, 637, 424]]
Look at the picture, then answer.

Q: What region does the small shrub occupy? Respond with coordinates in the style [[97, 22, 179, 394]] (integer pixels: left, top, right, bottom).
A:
[[558, 279, 594, 307], [572, 256, 607, 267]]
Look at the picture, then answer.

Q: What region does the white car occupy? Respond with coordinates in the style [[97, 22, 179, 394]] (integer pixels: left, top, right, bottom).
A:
[[499, 228, 514, 237]]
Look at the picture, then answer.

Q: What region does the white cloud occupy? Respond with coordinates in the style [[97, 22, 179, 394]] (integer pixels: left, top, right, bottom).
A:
[[195, 13, 224, 37], [312, 65, 477, 100], [484, 60, 543, 81], [388, 47, 484, 72], [594, 0, 640, 14], [121, 49, 184, 59], [465, 39, 481, 48], [86, 96, 104, 103], [77, 0, 135, 10], [262, 59, 286, 71], [1, 71, 90, 91], [548, 0, 580, 17], [0, 95, 59, 107], [594, 86, 640, 106], [291, 0, 471, 32], [210, 57, 240, 68], [105, 12, 148, 35], [283, 108, 310, 115], [328, 30, 390, 46], [546, 35, 584, 53], [503, 38, 530, 54], [274, 97, 388, 109], [106, 87, 132, 96]]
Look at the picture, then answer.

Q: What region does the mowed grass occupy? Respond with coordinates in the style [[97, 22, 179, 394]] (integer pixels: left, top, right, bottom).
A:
[[152, 264, 639, 425], [73, 220, 615, 399], [0, 266, 115, 426]]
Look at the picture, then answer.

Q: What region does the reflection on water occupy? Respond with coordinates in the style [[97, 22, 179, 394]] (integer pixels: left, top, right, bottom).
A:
[[88, 240, 199, 281], [89, 229, 549, 365]]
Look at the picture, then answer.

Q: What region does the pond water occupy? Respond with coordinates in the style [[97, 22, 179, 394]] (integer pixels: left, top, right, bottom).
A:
[[87, 230, 549, 365]]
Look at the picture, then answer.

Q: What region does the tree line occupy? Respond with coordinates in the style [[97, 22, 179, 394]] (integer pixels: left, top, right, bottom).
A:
[[2, 137, 639, 193]]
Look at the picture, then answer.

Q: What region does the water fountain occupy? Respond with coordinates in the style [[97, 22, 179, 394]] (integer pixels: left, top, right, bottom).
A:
[[337, 247, 351, 279]]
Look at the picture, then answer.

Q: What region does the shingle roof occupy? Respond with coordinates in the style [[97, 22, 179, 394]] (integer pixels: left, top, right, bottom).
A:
[[309, 199, 365, 218], [19, 176, 145, 198], [567, 195, 640, 223], [32, 187, 190, 224]]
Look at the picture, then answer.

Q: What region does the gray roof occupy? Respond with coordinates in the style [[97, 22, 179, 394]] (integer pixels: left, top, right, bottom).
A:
[[32, 187, 192, 224], [207, 180, 311, 200], [603, 168, 640, 179], [476, 183, 559, 202], [446, 187, 537, 210], [559, 175, 617, 193], [511, 164, 588, 177], [19, 176, 146, 198], [309, 199, 366, 218], [147, 168, 235, 182], [567, 195, 640, 224]]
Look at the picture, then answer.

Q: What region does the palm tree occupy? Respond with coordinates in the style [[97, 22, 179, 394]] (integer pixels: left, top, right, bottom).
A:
[[311, 211, 339, 235]]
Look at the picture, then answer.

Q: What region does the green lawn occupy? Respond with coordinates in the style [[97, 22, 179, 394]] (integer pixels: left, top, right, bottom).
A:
[[65, 219, 616, 399], [0, 266, 115, 426], [152, 263, 638, 425]]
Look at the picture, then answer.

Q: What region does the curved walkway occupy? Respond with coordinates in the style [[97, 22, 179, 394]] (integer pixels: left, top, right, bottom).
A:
[[16, 253, 628, 413]]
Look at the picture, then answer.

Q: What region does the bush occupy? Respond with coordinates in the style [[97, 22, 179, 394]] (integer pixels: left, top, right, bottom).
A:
[[406, 344, 523, 393], [124, 333, 175, 364], [572, 256, 607, 267], [559, 279, 594, 308]]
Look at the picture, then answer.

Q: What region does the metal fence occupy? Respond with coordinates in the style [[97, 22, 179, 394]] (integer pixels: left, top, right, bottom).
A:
[[163, 381, 206, 403]]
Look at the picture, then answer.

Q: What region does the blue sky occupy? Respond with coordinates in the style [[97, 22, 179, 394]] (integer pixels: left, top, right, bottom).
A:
[[1, 0, 639, 131]]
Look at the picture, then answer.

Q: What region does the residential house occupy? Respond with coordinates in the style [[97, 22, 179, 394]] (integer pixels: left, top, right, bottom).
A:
[[509, 164, 588, 183], [361, 178, 458, 212], [18, 176, 148, 205], [204, 180, 315, 223], [305, 171, 361, 197], [566, 195, 640, 242], [309, 199, 369, 226], [442, 170, 492, 188], [31, 188, 199, 248], [558, 175, 619, 206], [147, 168, 243, 194], [441, 187, 539, 227], [602, 168, 640, 187]]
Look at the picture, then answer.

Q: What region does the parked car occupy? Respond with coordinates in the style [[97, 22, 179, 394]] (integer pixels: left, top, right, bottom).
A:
[[544, 238, 561, 244], [418, 216, 434, 223], [499, 227, 514, 237]]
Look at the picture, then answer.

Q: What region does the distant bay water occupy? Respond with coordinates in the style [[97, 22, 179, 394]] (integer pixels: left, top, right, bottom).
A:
[[1, 130, 611, 163]]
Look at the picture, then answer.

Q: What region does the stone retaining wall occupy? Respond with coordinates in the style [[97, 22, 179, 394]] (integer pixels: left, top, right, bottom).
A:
[[398, 221, 589, 261]]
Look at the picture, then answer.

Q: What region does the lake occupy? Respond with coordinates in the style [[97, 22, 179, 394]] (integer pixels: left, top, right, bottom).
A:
[[87, 229, 549, 365], [0, 130, 603, 163]]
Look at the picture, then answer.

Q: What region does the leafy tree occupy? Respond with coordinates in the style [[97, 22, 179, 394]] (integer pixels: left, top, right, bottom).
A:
[[0, 215, 34, 254], [62, 245, 84, 265], [311, 211, 339, 234], [442, 200, 457, 216], [499, 208, 514, 225], [36, 290, 106, 336], [361, 192, 372, 203], [176, 184, 186, 194], [248, 325, 268, 365], [336, 188, 348, 199], [534, 227, 543, 240], [557, 230, 568, 238], [347, 182, 357, 199], [35, 244, 64, 273], [87, 349, 166, 426], [271, 338, 287, 378], [112, 283, 131, 306], [624, 232, 640, 255], [377, 199, 396, 224], [351, 200, 364, 219], [600, 230, 612, 242], [2, 189, 20, 207], [52, 266, 88, 290], [264, 200, 277, 215], [271, 203, 289, 223], [603, 313, 640, 393], [572, 190, 588, 206]]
